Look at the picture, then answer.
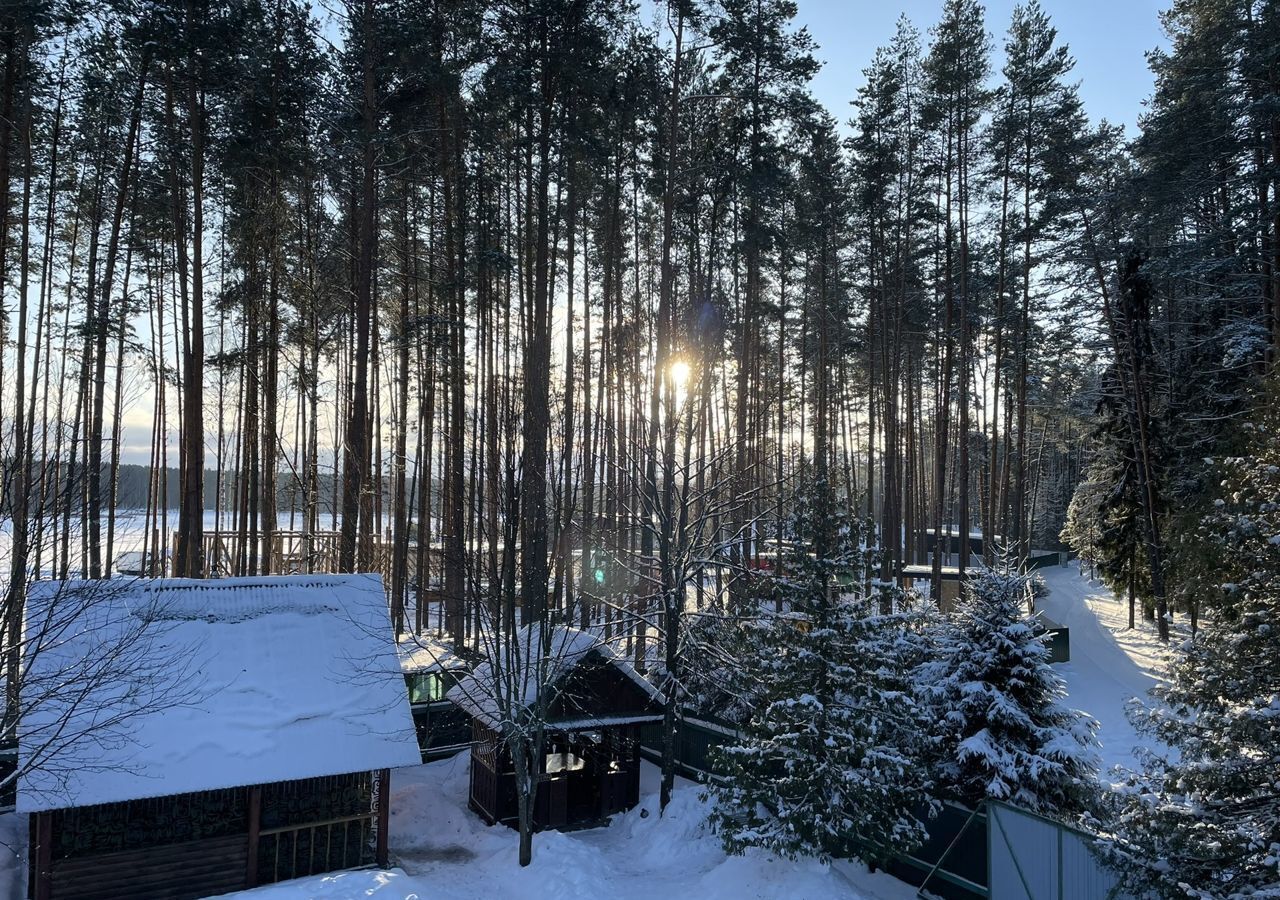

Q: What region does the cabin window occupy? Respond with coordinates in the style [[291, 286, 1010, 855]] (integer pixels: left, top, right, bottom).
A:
[[545, 751, 585, 774], [406, 672, 451, 704]]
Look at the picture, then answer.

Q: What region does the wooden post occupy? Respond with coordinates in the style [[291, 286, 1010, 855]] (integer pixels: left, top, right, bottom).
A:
[[598, 746, 610, 820], [31, 812, 53, 900], [246, 785, 262, 889], [375, 769, 390, 867]]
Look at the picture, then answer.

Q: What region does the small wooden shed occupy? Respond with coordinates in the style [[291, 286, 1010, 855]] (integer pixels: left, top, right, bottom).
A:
[[19, 574, 421, 900], [1033, 611, 1072, 664], [447, 626, 663, 832], [900, 563, 965, 610]]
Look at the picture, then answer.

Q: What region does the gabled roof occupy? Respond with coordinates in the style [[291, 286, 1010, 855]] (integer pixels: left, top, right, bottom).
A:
[[397, 635, 467, 675], [18, 574, 421, 814], [446, 625, 663, 731]]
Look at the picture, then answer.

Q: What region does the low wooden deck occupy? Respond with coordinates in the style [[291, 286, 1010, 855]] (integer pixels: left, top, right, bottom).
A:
[[171, 530, 445, 587]]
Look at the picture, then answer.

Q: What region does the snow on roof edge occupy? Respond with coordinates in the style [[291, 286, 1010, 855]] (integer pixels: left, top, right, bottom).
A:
[[445, 624, 664, 731]]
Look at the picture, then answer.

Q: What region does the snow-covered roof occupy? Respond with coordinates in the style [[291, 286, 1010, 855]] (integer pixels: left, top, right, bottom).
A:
[[18, 574, 421, 814], [901, 564, 963, 578], [398, 635, 467, 675], [446, 625, 663, 731], [927, 528, 991, 539]]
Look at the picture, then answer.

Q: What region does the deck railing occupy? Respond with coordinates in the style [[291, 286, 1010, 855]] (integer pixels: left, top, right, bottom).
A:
[[171, 530, 440, 588]]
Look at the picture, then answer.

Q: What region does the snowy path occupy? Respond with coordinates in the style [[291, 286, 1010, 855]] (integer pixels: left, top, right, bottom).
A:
[[1037, 563, 1171, 770]]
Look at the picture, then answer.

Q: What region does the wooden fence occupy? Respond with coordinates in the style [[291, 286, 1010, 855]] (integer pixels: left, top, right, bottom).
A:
[[635, 713, 1128, 900], [173, 530, 437, 588]]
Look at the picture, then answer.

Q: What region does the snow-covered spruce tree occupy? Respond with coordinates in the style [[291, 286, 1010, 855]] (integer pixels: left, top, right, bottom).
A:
[[707, 478, 934, 864], [669, 599, 765, 728], [919, 565, 1099, 815], [1100, 383, 1280, 899]]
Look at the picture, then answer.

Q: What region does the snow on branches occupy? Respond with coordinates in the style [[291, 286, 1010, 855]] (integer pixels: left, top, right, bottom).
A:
[[918, 566, 1100, 815], [707, 480, 935, 864], [1100, 385, 1280, 899]]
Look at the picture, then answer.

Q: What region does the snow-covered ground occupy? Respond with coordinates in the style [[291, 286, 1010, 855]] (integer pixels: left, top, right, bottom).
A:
[[213, 754, 918, 900], [1038, 561, 1175, 770], [0, 558, 1182, 900]]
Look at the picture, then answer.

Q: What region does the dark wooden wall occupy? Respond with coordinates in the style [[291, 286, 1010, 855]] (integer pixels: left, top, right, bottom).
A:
[[467, 719, 643, 831], [548, 654, 662, 723], [45, 834, 248, 900], [28, 769, 392, 900]]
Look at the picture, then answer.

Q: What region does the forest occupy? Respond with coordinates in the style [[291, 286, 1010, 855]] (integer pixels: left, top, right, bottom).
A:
[[0, 0, 1278, 893]]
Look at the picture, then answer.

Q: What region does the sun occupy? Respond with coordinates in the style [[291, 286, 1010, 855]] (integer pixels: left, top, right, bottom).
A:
[[669, 359, 691, 389]]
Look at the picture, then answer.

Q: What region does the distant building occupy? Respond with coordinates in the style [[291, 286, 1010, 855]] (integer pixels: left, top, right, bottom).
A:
[[397, 635, 472, 760], [900, 563, 966, 610], [923, 527, 989, 560], [923, 528, 1066, 570], [19, 574, 421, 900], [448, 626, 663, 831]]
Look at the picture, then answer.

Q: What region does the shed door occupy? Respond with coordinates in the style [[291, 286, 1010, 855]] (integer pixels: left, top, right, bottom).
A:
[[547, 776, 568, 828]]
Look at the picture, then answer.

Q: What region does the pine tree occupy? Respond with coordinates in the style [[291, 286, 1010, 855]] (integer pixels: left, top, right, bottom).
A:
[[850, 17, 931, 580], [1101, 380, 1280, 898], [920, 564, 1099, 815], [1062, 365, 1157, 627], [984, 0, 1088, 564], [921, 0, 989, 585], [708, 480, 933, 864], [1119, 0, 1278, 638], [710, 0, 816, 582]]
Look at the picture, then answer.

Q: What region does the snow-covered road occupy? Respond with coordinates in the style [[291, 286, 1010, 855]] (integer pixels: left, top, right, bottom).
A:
[[1037, 562, 1171, 770]]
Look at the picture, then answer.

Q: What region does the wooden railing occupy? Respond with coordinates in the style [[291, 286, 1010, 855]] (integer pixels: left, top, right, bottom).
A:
[[173, 530, 433, 588]]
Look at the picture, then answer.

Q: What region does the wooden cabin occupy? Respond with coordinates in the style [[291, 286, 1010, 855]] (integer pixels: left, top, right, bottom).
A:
[[900, 563, 965, 611], [112, 549, 167, 577], [447, 626, 663, 832], [19, 574, 421, 900], [398, 635, 472, 760]]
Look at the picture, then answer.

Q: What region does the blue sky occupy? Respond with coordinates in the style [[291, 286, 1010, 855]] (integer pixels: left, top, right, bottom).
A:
[[790, 0, 1170, 136]]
